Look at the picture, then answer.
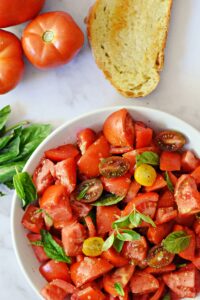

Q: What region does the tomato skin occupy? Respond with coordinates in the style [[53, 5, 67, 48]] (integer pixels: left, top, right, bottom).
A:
[[144, 264, 176, 274], [181, 150, 199, 172], [101, 247, 129, 267], [41, 279, 76, 300], [155, 207, 177, 225], [78, 136, 110, 177], [160, 151, 181, 171], [0, 30, 24, 94], [103, 265, 134, 296], [191, 165, 200, 184], [27, 233, 48, 263], [147, 222, 173, 244], [175, 174, 200, 215], [103, 109, 134, 147], [39, 260, 71, 282], [45, 144, 79, 162], [101, 173, 131, 197], [110, 146, 133, 154], [122, 237, 148, 265], [33, 158, 55, 195], [21, 205, 44, 234], [144, 174, 167, 192], [22, 11, 84, 69], [70, 257, 113, 287], [97, 205, 121, 235], [173, 225, 196, 261], [54, 158, 77, 194], [158, 190, 175, 208], [40, 185, 73, 229], [130, 271, 159, 294], [135, 122, 153, 149], [85, 216, 96, 237], [77, 128, 97, 155], [194, 219, 200, 236], [149, 279, 165, 300], [62, 222, 87, 256], [175, 213, 195, 227], [73, 286, 105, 300], [0, 0, 45, 28], [124, 180, 141, 203]]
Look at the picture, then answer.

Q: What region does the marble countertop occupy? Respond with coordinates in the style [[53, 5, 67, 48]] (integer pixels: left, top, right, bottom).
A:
[[1, 0, 200, 299]]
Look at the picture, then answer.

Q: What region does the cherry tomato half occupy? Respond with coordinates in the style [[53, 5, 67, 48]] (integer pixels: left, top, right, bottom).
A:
[[134, 164, 157, 186], [22, 11, 84, 69], [155, 131, 186, 152], [76, 179, 103, 203], [146, 245, 174, 268], [82, 237, 104, 257], [99, 156, 130, 178]]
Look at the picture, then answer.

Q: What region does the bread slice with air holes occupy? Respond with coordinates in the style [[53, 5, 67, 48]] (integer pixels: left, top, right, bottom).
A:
[[87, 0, 172, 98]]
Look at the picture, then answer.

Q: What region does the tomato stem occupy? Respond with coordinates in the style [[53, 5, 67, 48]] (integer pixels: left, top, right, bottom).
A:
[[42, 31, 54, 43]]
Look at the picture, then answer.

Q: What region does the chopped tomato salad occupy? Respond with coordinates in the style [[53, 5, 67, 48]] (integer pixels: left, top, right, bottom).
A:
[[21, 109, 200, 299]]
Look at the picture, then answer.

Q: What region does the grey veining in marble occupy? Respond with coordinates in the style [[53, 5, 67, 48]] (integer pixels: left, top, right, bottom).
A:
[[1, 0, 200, 299]]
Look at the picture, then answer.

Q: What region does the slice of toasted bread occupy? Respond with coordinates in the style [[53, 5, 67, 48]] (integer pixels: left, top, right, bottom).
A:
[[87, 0, 172, 98]]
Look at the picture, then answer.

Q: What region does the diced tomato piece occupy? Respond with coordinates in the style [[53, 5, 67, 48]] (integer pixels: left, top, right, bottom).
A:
[[163, 264, 198, 298], [73, 286, 105, 300], [144, 264, 176, 274], [39, 260, 71, 282], [62, 222, 87, 256], [85, 216, 96, 237], [21, 205, 44, 234], [160, 151, 181, 171], [124, 180, 141, 203], [193, 257, 200, 270], [110, 146, 133, 154], [147, 222, 173, 244], [41, 279, 76, 300], [122, 237, 148, 265], [96, 205, 121, 235], [130, 271, 159, 294], [70, 193, 92, 218], [101, 247, 129, 267], [70, 257, 113, 287], [101, 173, 131, 197], [149, 279, 165, 300], [173, 225, 196, 261], [33, 158, 55, 195], [156, 207, 177, 225], [103, 265, 134, 297], [103, 109, 134, 147], [194, 219, 200, 236], [170, 291, 181, 300], [135, 122, 153, 149], [77, 128, 97, 155], [54, 158, 76, 194], [175, 175, 200, 215], [45, 144, 79, 162], [78, 136, 110, 177], [158, 190, 175, 208], [191, 165, 200, 184], [51, 279, 76, 294], [181, 150, 199, 172], [122, 192, 159, 219], [27, 233, 48, 263], [175, 213, 195, 227], [145, 174, 167, 192], [168, 171, 178, 186]]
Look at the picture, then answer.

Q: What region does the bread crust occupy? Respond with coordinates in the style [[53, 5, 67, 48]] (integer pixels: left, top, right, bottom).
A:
[[87, 0, 173, 98]]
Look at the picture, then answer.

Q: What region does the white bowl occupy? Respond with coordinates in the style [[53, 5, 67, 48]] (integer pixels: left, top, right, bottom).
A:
[[11, 106, 200, 300]]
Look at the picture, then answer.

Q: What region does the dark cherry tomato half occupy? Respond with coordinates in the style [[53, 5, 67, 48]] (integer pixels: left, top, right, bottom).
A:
[[99, 156, 130, 178], [155, 131, 186, 152], [146, 244, 174, 268], [76, 179, 103, 203]]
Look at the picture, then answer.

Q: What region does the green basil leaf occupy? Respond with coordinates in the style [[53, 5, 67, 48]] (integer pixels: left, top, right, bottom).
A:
[[41, 230, 71, 263], [13, 171, 37, 208], [113, 238, 124, 253], [77, 185, 90, 200], [0, 134, 14, 151], [137, 210, 156, 227], [165, 171, 174, 192], [31, 241, 44, 247], [112, 215, 130, 229], [136, 151, 159, 167], [0, 136, 20, 163], [176, 263, 187, 268], [5, 120, 29, 133], [129, 211, 142, 227], [162, 293, 171, 300], [92, 194, 124, 206], [114, 282, 125, 297], [0, 105, 11, 131], [102, 233, 115, 252], [121, 229, 141, 240], [162, 231, 191, 254], [0, 161, 25, 184]]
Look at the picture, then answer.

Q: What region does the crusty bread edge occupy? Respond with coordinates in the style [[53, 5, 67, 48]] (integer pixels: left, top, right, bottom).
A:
[[86, 0, 173, 98]]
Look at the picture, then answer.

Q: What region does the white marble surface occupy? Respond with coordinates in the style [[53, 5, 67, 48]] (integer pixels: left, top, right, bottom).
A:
[[1, 0, 200, 299]]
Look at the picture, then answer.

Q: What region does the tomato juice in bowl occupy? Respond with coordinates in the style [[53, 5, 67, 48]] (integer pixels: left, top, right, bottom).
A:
[[11, 106, 200, 300]]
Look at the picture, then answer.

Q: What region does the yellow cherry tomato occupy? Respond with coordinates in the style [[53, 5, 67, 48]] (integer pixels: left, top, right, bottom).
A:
[[82, 237, 104, 257], [134, 163, 157, 187]]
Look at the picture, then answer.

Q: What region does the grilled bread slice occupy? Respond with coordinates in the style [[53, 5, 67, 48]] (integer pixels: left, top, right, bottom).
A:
[[87, 0, 172, 98]]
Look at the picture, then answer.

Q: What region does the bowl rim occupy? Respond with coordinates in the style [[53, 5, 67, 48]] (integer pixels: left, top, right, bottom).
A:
[[10, 105, 200, 300]]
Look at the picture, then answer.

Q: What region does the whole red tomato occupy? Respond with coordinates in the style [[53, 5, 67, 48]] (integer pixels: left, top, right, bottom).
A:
[[0, 0, 45, 28], [22, 11, 84, 69], [0, 30, 24, 95]]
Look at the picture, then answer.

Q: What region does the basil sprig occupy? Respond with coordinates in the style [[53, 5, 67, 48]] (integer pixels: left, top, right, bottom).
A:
[[162, 231, 191, 254], [114, 282, 125, 297], [136, 151, 159, 167]]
